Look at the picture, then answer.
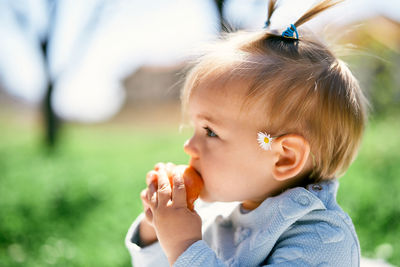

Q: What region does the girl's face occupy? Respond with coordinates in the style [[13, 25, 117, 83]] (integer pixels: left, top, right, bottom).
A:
[[184, 82, 277, 209]]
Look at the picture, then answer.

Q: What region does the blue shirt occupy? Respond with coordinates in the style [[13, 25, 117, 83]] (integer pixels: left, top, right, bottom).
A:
[[126, 180, 360, 266]]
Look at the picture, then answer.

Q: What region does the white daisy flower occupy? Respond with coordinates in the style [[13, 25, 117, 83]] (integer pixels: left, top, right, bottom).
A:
[[257, 132, 274, 151]]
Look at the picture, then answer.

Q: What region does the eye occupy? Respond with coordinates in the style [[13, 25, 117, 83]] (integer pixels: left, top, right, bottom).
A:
[[204, 127, 218, 138]]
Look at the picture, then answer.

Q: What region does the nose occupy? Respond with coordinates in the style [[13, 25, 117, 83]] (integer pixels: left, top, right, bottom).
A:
[[184, 138, 200, 159]]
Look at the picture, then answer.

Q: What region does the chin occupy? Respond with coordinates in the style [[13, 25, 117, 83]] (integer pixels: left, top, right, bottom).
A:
[[199, 191, 214, 203], [199, 196, 213, 203]]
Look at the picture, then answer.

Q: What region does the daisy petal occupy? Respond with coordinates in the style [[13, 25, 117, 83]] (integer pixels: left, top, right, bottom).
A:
[[257, 132, 273, 151]]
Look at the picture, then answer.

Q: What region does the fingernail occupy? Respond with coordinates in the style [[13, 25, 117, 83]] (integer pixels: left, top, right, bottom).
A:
[[154, 162, 164, 170], [174, 173, 183, 182], [149, 182, 155, 191]]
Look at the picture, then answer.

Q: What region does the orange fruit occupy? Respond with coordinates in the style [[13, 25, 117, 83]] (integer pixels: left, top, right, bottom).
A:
[[147, 164, 203, 211]]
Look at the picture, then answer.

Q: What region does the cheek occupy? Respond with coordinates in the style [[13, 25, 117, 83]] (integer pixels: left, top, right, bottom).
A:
[[202, 142, 245, 174], [201, 141, 222, 161], [200, 147, 229, 182], [202, 150, 243, 186], [201, 141, 264, 178], [223, 145, 271, 183]]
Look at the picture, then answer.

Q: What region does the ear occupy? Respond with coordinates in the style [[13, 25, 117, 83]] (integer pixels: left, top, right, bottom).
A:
[[271, 134, 310, 181]]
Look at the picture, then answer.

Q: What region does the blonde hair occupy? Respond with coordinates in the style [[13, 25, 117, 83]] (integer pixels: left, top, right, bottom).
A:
[[181, 0, 368, 181]]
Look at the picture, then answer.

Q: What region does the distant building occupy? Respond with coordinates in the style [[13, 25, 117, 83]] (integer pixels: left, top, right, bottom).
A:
[[123, 64, 187, 106]]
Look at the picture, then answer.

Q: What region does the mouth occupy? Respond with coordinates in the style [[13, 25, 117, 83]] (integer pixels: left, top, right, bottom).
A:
[[188, 160, 201, 177], [190, 165, 202, 178]]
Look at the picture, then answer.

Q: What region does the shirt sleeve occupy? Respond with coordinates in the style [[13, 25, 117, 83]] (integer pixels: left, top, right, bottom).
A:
[[173, 216, 359, 267], [174, 240, 227, 267], [125, 213, 169, 267], [263, 218, 360, 267]]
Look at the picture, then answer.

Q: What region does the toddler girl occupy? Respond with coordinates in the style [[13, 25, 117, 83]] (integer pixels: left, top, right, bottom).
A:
[[126, 0, 368, 266]]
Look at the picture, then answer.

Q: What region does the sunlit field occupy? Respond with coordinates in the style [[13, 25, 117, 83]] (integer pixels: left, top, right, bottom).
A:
[[0, 114, 399, 266]]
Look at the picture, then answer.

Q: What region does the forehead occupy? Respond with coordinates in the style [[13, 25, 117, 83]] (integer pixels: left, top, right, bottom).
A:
[[188, 78, 266, 129]]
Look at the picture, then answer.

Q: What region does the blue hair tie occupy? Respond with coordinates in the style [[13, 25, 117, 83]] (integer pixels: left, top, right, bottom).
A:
[[282, 24, 299, 39]]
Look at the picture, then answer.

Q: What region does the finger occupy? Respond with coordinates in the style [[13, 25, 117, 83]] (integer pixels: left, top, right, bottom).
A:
[[140, 188, 147, 199], [140, 189, 148, 203], [154, 162, 165, 171], [157, 165, 172, 206], [141, 189, 151, 207], [165, 162, 175, 177], [171, 171, 187, 208], [144, 207, 153, 222], [148, 182, 157, 207], [146, 170, 158, 186]]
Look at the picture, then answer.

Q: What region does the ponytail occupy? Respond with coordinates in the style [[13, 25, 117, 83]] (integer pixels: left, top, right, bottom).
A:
[[264, 0, 343, 39], [294, 0, 343, 28], [265, 0, 278, 28]]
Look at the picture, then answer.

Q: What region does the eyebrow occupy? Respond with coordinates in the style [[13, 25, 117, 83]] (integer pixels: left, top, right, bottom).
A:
[[196, 114, 221, 126]]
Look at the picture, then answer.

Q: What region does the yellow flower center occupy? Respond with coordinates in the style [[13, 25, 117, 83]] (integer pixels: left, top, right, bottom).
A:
[[264, 137, 269, 144]]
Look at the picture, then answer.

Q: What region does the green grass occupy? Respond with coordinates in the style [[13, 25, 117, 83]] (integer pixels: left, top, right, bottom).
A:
[[338, 117, 400, 265], [0, 116, 399, 266], [0, 120, 190, 267]]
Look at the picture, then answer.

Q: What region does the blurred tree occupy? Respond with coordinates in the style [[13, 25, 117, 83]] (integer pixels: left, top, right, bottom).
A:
[[41, 0, 109, 147], [43, 0, 111, 148], [41, 0, 58, 147], [0, 0, 61, 148], [1, 0, 219, 148], [1, 0, 110, 148], [214, 0, 247, 33], [369, 50, 400, 117], [214, 0, 228, 32]]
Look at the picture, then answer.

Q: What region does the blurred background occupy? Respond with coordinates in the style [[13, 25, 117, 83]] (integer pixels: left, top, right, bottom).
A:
[[0, 0, 399, 266]]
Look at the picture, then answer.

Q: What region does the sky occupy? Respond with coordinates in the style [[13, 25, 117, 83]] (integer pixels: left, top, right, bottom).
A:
[[0, 0, 399, 122]]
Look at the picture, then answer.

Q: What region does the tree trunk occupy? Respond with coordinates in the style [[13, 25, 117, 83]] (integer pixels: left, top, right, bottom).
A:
[[214, 0, 228, 33], [41, 40, 59, 148]]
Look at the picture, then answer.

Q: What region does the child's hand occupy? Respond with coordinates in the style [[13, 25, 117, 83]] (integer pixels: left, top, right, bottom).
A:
[[152, 163, 203, 212], [138, 171, 159, 246], [147, 163, 202, 265]]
